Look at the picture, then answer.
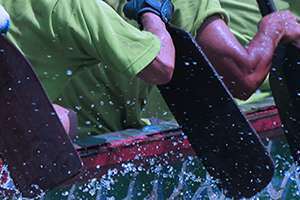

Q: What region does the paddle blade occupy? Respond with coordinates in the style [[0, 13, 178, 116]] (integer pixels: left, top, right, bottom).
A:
[[158, 26, 274, 198], [257, 0, 300, 165], [269, 44, 300, 164], [0, 36, 82, 197]]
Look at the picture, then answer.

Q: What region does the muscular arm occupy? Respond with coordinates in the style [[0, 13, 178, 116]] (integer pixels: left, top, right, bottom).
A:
[[197, 12, 300, 100], [137, 13, 175, 85]]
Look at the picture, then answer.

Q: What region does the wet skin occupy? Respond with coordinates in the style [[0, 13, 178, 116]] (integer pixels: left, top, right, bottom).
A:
[[138, 13, 175, 85], [53, 104, 71, 133], [196, 11, 300, 100]]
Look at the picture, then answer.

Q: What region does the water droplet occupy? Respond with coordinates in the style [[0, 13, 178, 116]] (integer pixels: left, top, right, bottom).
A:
[[66, 69, 73, 76]]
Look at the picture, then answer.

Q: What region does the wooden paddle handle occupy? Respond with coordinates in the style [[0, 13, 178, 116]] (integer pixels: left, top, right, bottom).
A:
[[256, 0, 277, 16]]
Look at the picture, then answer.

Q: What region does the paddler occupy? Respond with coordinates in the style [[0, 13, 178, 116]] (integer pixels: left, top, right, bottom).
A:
[[52, 0, 300, 137], [0, 0, 176, 138], [0, 5, 77, 135], [70, 0, 300, 134]]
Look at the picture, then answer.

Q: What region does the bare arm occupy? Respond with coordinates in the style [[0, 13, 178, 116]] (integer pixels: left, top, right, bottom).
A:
[[137, 13, 175, 85], [197, 11, 300, 100]]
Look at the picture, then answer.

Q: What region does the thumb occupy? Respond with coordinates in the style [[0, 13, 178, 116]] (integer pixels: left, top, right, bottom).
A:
[[53, 104, 70, 134]]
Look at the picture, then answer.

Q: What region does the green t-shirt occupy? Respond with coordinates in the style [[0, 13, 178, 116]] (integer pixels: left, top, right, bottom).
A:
[[55, 0, 228, 136], [288, 0, 300, 16], [172, 0, 229, 36], [0, 0, 161, 137], [58, 0, 228, 136], [106, 0, 228, 36]]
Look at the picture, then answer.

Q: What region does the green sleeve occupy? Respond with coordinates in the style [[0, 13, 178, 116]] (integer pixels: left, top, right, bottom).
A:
[[287, 1, 300, 19], [171, 0, 229, 36], [53, 0, 160, 77], [220, 0, 262, 45]]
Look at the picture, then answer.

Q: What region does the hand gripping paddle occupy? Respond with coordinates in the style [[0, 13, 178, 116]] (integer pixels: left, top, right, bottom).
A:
[[257, 0, 300, 165], [158, 26, 274, 198], [0, 36, 82, 198]]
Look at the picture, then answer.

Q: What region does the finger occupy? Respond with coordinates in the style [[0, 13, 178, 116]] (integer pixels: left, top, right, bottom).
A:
[[53, 104, 70, 134]]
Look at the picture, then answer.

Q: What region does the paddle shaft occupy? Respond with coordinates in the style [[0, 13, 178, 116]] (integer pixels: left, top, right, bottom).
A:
[[257, 0, 277, 16]]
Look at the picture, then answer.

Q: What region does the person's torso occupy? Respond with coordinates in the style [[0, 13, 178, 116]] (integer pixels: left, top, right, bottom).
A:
[[0, 0, 115, 100], [0, 0, 157, 136]]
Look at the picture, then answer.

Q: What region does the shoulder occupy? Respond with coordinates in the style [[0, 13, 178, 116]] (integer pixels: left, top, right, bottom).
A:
[[53, 0, 113, 19], [171, 0, 228, 36], [51, 0, 120, 38]]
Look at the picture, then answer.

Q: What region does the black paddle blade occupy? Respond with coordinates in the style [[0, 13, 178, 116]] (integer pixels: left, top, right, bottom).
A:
[[269, 44, 300, 164], [256, 0, 300, 165], [0, 36, 82, 197], [158, 26, 274, 198], [257, 0, 276, 16]]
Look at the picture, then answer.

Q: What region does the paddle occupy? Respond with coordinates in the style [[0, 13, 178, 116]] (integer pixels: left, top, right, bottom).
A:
[[157, 25, 274, 198], [0, 36, 82, 198], [257, 0, 300, 165]]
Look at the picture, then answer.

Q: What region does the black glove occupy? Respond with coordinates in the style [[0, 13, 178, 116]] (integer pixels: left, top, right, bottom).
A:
[[123, 0, 174, 24]]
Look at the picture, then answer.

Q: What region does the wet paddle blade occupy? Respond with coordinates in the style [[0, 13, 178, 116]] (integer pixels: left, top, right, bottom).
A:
[[158, 26, 274, 198], [269, 45, 300, 164], [0, 36, 82, 197], [257, 0, 300, 164]]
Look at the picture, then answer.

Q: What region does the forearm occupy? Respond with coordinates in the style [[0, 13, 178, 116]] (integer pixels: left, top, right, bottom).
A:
[[197, 16, 285, 100], [137, 13, 175, 84], [241, 21, 284, 94]]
